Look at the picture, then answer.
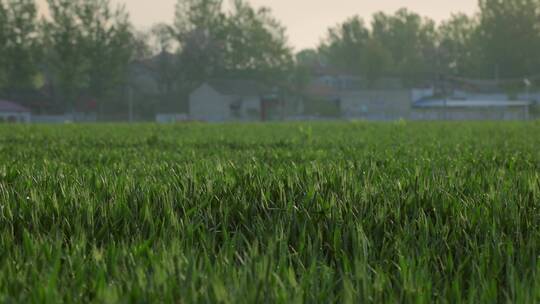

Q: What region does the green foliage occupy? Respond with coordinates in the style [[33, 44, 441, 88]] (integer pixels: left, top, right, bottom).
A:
[[173, 0, 227, 88], [174, 0, 224, 36], [224, 0, 293, 82], [362, 38, 392, 86], [1, 123, 540, 302], [43, 0, 87, 108], [477, 0, 540, 78], [172, 0, 293, 89], [77, 0, 133, 101], [319, 16, 370, 75], [319, 9, 437, 87], [438, 14, 480, 77], [0, 1, 7, 88], [1, 0, 40, 94], [317, 2, 540, 86], [291, 49, 320, 89], [371, 9, 438, 86], [43, 0, 134, 111]]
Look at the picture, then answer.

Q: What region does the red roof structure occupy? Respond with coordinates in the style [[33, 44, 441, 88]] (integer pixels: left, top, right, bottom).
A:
[[0, 100, 30, 113]]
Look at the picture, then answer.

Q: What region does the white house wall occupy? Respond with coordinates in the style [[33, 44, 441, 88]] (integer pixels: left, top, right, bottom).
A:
[[189, 84, 231, 122], [189, 83, 266, 122]]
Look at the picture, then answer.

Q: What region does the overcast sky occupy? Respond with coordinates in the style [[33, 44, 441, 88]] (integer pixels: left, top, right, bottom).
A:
[[37, 0, 478, 50]]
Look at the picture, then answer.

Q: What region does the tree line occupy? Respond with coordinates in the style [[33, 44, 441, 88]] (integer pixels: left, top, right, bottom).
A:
[[0, 0, 539, 116], [313, 0, 540, 88]]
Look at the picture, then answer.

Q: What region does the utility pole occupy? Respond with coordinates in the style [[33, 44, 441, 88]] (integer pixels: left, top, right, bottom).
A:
[[522, 78, 532, 121], [524, 78, 531, 102]]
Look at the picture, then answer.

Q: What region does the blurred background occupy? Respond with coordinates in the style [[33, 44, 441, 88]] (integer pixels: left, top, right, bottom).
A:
[[0, 0, 539, 123]]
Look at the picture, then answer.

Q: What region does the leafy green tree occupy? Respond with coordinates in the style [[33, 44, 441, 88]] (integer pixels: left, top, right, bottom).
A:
[[145, 24, 180, 112], [76, 0, 134, 112], [371, 9, 438, 86], [319, 16, 370, 75], [3, 0, 40, 96], [292, 49, 321, 89], [477, 0, 540, 78], [131, 30, 153, 60], [174, 0, 224, 37], [44, 0, 134, 114], [151, 23, 176, 54], [223, 0, 293, 82], [296, 49, 321, 67], [173, 0, 227, 89], [43, 0, 87, 111], [320, 10, 438, 87], [362, 38, 391, 86], [438, 14, 480, 77], [0, 1, 7, 89], [173, 0, 293, 88]]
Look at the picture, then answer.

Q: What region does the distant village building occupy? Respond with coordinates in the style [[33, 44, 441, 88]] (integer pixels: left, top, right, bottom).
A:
[[0, 100, 31, 123], [301, 65, 411, 119], [412, 99, 531, 120], [340, 90, 412, 120], [302, 81, 411, 120], [189, 80, 284, 122], [426, 77, 537, 120]]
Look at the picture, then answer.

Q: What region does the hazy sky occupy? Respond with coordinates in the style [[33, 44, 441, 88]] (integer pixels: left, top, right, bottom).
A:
[[37, 0, 478, 50]]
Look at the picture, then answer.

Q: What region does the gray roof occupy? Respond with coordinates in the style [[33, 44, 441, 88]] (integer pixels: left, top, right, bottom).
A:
[[0, 100, 30, 112], [206, 79, 268, 96], [414, 99, 531, 108]]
